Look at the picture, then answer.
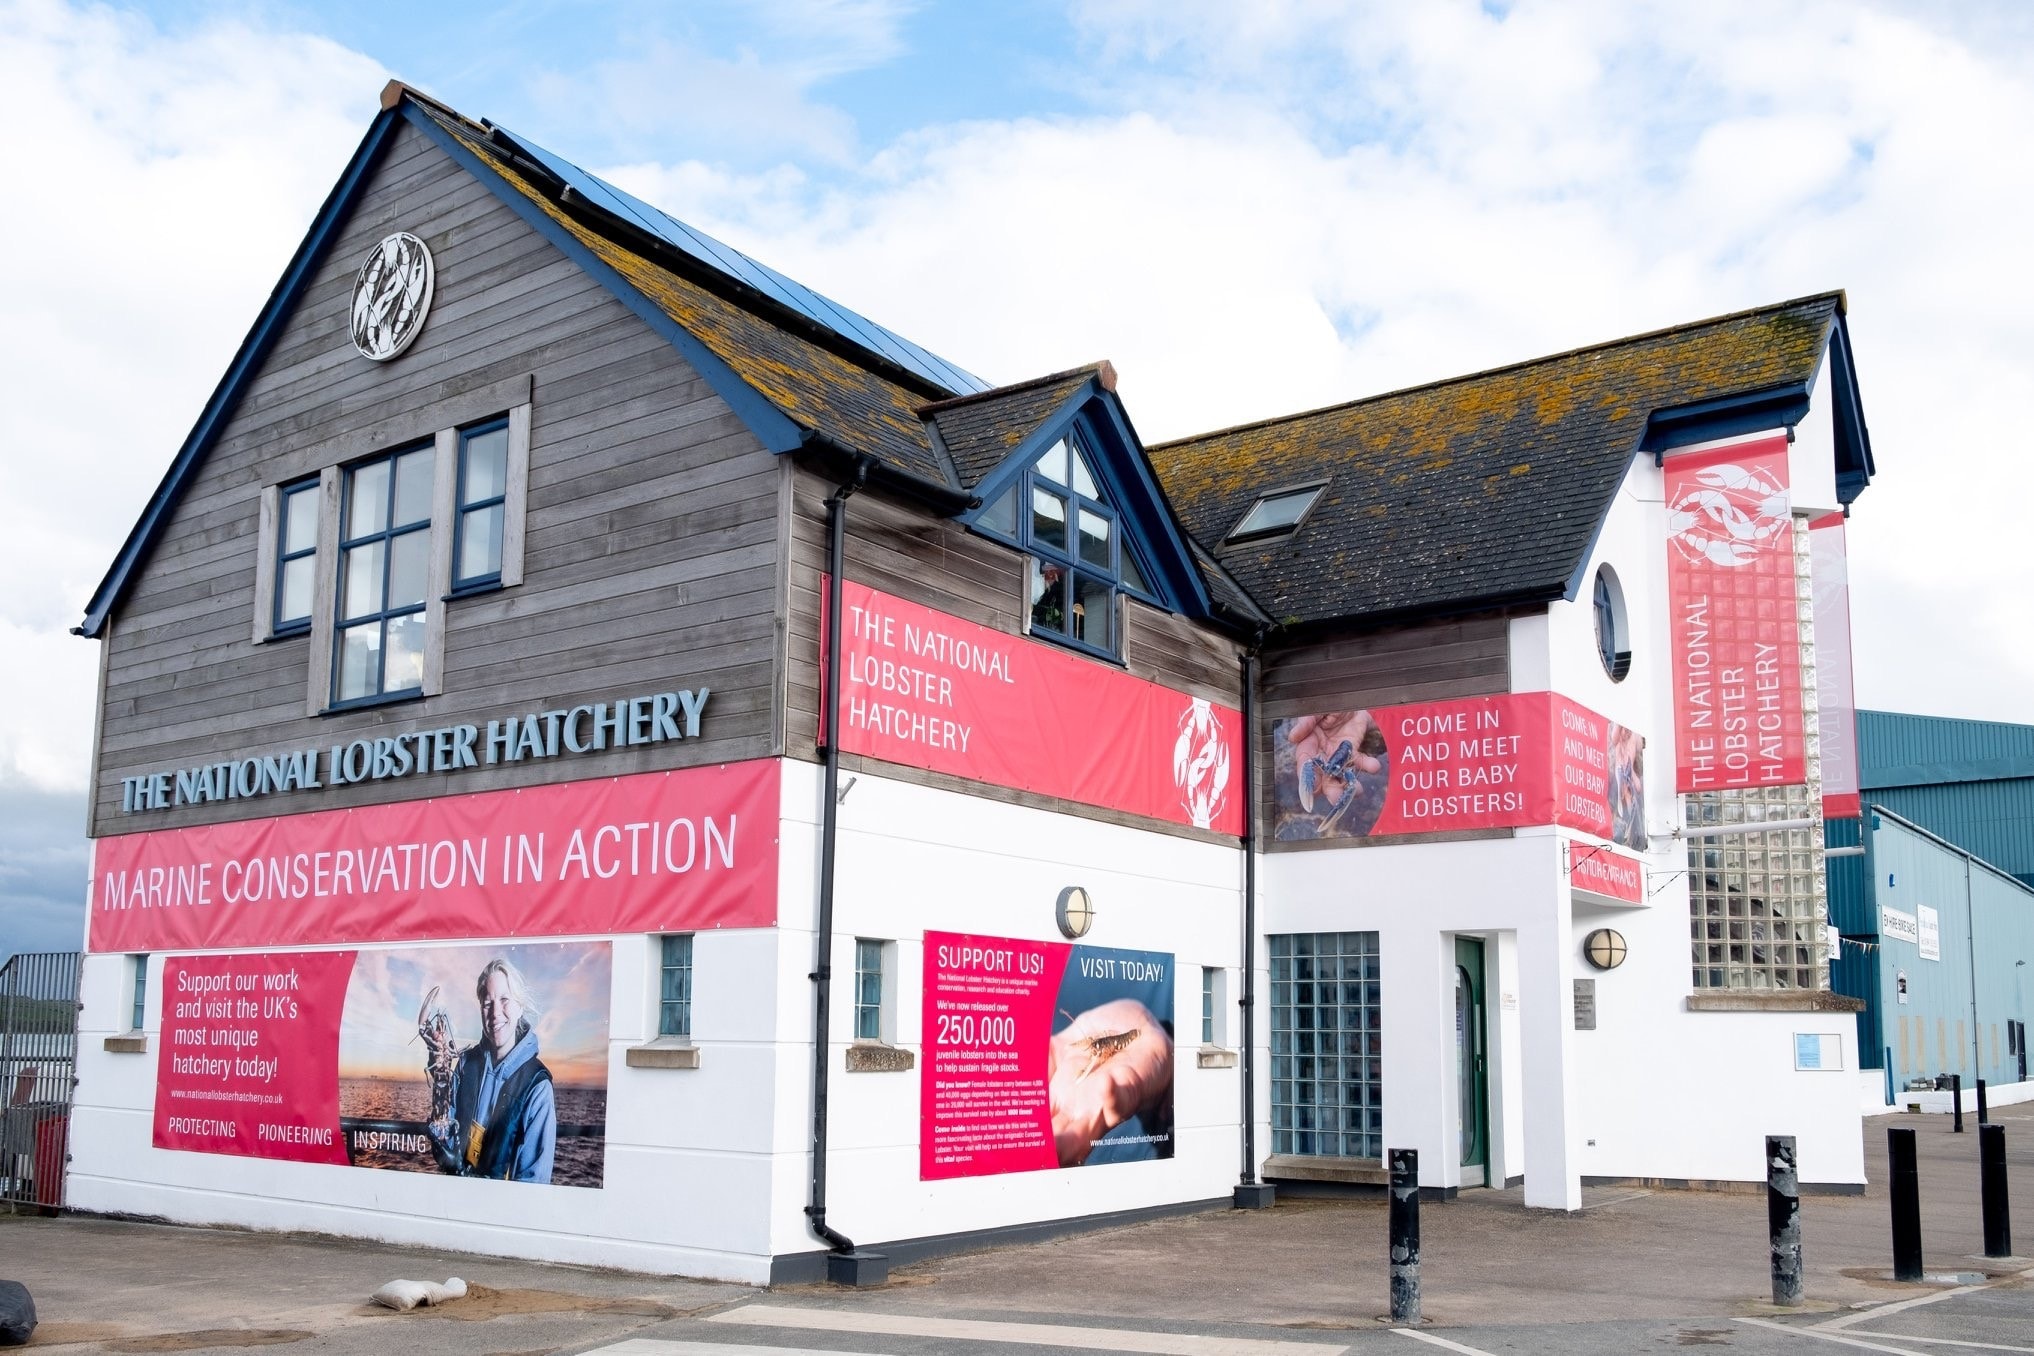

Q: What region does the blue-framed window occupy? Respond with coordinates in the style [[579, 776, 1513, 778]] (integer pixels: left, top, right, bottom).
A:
[[974, 429, 1153, 660], [332, 443, 435, 706], [272, 478, 320, 636], [452, 418, 510, 593], [130, 954, 148, 1031], [854, 939, 886, 1041], [659, 934, 694, 1038]]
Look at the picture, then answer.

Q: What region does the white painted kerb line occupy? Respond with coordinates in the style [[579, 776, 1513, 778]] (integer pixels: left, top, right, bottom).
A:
[[1737, 1316, 1933, 1355], [1390, 1328, 1500, 1356], [588, 1342, 897, 1356], [704, 1303, 1351, 1355]]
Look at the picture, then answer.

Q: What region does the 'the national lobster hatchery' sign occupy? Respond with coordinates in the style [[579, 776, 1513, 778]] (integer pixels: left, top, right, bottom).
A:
[[1664, 437, 1808, 793]]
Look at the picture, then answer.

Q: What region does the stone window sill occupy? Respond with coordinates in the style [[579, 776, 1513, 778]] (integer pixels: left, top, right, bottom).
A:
[[1196, 1045, 1238, 1068], [845, 1041, 914, 1073], [625, 1036, 700, 1069], [1685, 991, 1865, 1014], [104, 1034, 148, 1054]]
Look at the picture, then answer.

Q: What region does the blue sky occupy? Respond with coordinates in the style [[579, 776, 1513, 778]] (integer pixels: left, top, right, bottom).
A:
[[3, 0, 2033, 959]]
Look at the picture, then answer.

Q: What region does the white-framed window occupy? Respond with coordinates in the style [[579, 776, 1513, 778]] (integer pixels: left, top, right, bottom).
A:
[[854, 938, 890, 1042], [129, 953, 149, 1032], [658, 934, 694, 1038]]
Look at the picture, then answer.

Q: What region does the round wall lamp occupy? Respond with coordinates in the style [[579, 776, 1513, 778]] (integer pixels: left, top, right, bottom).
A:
[[1055, 886, 1094, 940], [1583, 928, 1628, 971]]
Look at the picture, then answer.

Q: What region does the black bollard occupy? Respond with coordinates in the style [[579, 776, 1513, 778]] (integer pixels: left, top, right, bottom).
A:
[[1980, 1124, 2011, 1259], [1389, 1148, 1421, 1324], [1952, 1074, 1965, 1133], [1768, 1135, 1804, 1306], [1889, 1127, 1924, 1281], [1977, 1079, 1989, 1125]]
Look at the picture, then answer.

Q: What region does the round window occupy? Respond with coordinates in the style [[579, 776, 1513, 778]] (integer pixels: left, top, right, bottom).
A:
[[1594, 565, 1630, 681]]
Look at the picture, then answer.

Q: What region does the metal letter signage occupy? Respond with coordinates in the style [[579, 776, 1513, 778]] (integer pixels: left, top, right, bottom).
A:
[[1665, 436, 1808, 793], [350, 231, 435, 362]]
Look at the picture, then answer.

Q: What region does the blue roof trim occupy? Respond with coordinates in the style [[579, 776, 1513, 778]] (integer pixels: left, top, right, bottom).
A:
[[485, 124, 991, 397], [965, 384, 1215, 619], [401, 106, 806, 457], [1826, 312, 1875, 504], [1640, 381, 1814, 457], [75, 108, 407, 639]]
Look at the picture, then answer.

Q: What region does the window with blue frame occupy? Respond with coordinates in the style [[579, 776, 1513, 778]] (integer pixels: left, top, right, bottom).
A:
[[973, 430, 1153, 659], [453, 418, 510, 592], [659, 934, 694, 1038], [272, 479, 320, 636], [333, 443, 434, 705]]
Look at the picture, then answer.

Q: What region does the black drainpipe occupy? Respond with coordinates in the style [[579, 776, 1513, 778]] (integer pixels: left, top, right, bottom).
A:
[[807, 458, 869, 1256], [1236, 628, 1274, 1206]]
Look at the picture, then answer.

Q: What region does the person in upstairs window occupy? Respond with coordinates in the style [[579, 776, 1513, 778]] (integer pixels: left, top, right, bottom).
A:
[[424, 958, 556, 1183]]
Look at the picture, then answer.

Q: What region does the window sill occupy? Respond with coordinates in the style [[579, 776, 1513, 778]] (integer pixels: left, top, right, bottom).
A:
[[845, 1041, 914, 1073], [1685, 991, 1865, 1014], [321, 688, 428, 717], [444, 581, 503, 602], [261, 627, 310, 645], [104, 1034, 149, 1054], [1262, 1153, 1386, 1185], [1195, 1045, 1238, 1069], [625, 1036, 700, 1069]]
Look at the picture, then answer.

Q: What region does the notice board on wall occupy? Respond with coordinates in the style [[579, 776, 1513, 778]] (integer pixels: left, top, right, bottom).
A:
[[155, 940, 611, 1188], [921, 931, 1174, 1180]]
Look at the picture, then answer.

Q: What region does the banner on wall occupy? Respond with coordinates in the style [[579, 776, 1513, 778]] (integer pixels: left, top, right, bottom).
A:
[[824, 579, 1243, 836], [90, 761, 779, 953], [922, 931, 1174, 1181], [1270, 692, 1646, 849], [154, 940, 611, 1187], [1810, 513, 1861, 818], [1664, 437, 1808, 793], [1569, 843, 1645, 905]]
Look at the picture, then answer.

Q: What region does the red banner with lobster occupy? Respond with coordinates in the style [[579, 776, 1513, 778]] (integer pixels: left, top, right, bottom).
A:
[[1665, 437, 1808, 793]]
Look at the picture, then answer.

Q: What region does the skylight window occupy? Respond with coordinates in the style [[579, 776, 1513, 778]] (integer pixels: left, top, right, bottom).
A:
[[1226, 484, 1325, 543]]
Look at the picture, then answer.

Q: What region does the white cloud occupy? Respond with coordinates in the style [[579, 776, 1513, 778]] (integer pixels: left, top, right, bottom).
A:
[[0, 0, 385, 790]]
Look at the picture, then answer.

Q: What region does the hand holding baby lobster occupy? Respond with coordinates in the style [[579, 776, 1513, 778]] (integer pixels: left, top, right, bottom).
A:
[[1047, 999, 1173, 1167]]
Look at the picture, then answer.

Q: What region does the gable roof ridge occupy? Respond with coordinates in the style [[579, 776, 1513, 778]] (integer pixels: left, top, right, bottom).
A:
[[1150, 291, 1846, 453], [918, 361, 1114, 416]]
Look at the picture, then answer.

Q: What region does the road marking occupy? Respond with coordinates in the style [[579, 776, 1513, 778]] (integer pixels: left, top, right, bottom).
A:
[[704, 1303, 1349, 1355], [1736, 1316, 1931, 1355], [1849, 1337, 2034, 1352], [1389, 1329, 1500, 1356], [588, 1343, 889, 1356], [1814, 1268, 2034, 1332]]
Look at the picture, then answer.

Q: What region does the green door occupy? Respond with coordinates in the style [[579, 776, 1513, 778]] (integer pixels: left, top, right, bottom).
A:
[[1454, 936, 1489, 1184]]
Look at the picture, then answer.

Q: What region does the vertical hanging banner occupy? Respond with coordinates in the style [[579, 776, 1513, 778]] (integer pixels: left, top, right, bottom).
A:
[[921, 931, 1175, 1180], [1810, 513, 1861, 818], [826, 580, 1242, 835], [1664, 436, 1808, 793]]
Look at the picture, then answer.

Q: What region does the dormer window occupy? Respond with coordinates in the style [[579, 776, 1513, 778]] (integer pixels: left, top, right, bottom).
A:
[[1226, 483, 1325, 544], [972, 429, 1155, 660]]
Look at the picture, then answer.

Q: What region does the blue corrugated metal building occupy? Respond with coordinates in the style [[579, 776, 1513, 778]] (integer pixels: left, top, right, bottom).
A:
[[1827, 711, 2034, 1087]]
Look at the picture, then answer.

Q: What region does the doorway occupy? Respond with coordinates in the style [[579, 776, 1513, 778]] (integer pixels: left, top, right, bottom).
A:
[[1454, 937, 1489, 1186]]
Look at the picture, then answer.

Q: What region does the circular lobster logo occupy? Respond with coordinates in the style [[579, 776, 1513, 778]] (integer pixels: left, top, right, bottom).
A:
[[350, 231, 435, 362], [1173, 698, 1231, 830], [1666, 460, 1790, 568]]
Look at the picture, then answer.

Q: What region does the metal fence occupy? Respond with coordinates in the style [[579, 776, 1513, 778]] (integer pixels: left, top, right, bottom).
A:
[[1, 951, 81, 1211]]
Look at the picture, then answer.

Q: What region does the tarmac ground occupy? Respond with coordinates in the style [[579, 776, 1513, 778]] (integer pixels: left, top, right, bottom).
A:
[[2, 1110, 2028, 1355]]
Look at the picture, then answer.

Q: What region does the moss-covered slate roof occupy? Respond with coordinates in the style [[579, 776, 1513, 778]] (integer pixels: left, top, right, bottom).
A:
[[1149, 294, 1842, 626], [926, 366, 1107, 489]]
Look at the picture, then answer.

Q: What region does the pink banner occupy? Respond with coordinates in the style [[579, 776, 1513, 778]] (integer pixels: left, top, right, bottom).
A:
[[91, 762, 779, 953], [1569, 844, 1645, 904], [827, 580, 1242, 835], [1271, 693, 1645, 848], [1665, 437, 1808, 792], [1810, 513, 1861, 818], [922, 932, 1175, 1180]]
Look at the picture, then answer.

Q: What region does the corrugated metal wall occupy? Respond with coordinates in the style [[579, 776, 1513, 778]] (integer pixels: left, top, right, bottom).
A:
[[1855, 710, 2034, 886]]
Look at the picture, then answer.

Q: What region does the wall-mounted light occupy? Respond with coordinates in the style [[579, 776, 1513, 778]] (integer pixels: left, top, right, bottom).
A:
[[1583, 928, 1628, 971], [1055, 886, 1094, 940]]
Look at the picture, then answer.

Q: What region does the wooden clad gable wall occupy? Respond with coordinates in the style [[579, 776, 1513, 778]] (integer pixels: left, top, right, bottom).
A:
[[1256, 613, 1513, 847], [92, 121, 782, 836], [782, 463, 1244, 842]]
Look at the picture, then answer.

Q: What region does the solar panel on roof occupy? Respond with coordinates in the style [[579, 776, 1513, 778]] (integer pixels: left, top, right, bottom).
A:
[[490, 124, 991, 396]]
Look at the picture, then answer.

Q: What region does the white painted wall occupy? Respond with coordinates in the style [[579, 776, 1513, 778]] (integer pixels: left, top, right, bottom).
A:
[[767, 759, 1248, 1260]]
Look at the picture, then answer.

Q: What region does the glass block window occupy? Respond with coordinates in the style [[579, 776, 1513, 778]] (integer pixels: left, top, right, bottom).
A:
[[658, 934, 693, 1038], [130, 954, 148, 1031], [1270, 931, 1382, 1160], [1688, 517, 1829, 990], [1201, 966, 1216, 1045], [854, 939, 885, 1041]]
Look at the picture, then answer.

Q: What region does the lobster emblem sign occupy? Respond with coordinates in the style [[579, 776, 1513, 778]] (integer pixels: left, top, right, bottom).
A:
[[1665, 460, 1790, 569], [1173, 698, 1232, 830]]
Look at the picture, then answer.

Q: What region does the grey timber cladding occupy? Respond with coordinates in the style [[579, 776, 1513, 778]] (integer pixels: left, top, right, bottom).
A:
[[91, 120, 782, 837], [782, 462, 1244, 842]]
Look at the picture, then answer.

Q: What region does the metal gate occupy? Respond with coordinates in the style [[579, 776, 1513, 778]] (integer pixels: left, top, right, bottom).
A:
[[1, 951, 81, 1212]]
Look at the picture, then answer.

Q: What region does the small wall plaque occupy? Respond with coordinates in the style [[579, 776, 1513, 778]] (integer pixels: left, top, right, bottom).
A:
[[1573, 977, 1597, 1031]]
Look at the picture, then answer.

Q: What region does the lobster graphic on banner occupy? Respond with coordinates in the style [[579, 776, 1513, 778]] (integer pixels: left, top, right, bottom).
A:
[[1664, 436, 1808, 793]]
